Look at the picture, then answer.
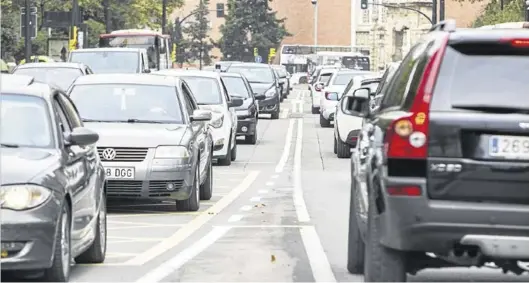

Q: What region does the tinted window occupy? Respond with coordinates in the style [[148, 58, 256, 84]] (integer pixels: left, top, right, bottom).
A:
[[431, 44, 529, 111], [227, 66, 274, 83], [342, 56, 370, 71], [1, 94, 54, 148], [318, 73, 333, 84], [70, 52, 139, 73], [222, 76, 250, 98], [332, 73, 362, 85], [181, 77, 223, 104], [69, 84, 182, 123], [13, 67, 82, 90]]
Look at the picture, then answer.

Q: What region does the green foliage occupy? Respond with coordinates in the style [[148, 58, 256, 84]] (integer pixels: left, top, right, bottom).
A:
[[218, 0, 290, 61], [182, 0, 214, 66], [472, 0, 523, 27]]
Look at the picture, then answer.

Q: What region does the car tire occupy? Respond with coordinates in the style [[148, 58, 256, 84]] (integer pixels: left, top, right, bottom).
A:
[[43, 202, 71, 282], [311, 106, 319, 114], [230, 141, 237, 161], [200, 154, 213, 200], [347, 174, 365, 274], [271, 105, 280, 119], [320, 113, 331, 128], [363, 182, 408, 282], [218, 139, 232, 166], [334, 137, 338, 154], [245, 133, 257, 144], [337, 137, 351, 158], [75, 194, 107, 264], [176, 165, 200, 212]]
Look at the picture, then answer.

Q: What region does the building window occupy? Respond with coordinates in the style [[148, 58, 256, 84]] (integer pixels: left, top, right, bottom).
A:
[[362, 10, 370, 23]]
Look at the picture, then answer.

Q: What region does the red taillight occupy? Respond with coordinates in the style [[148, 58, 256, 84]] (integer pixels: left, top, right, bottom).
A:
[[501, 38, 529, 47], [315, 84, 322, 91], [385, 35, 448, 159], [387, 186, 421, 196], [325, 92, 332, 99]]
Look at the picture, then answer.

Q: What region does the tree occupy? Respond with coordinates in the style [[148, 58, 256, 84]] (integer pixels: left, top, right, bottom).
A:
[[218, 0, 289, 61], [182, 0, 214, 66], [471, 0, 523, 27]]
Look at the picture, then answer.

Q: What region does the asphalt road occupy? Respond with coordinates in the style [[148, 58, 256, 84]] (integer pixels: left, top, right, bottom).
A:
[[10, 86, 529, 282]]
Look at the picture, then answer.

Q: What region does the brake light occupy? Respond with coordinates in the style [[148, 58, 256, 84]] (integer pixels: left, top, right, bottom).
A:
[[384, 35, 448, 159], [325, 92, 335, 100], [502, 39, 529, 47], [387, 186, 421, 196], [315, 84, 322, 91]]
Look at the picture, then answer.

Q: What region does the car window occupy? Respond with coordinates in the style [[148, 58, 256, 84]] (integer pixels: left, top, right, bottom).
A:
[[181, 76, 223, 105], [180, 84, 195, 117], [69, 51, 139, 73], [1, 93, 55, 148], [13, 67, 83, 90], [332, 73, 363, 86], [361, 81, 380, 94], [57, 92, 83, 128], [318, 72, 333, 84], [182, 82, 198, 110], [227, 66, 274, 83], [222, 76, 251, 98], [69, 83, 183, 123]]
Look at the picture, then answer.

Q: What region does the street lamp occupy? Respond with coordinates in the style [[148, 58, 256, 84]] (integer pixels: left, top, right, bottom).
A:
[[311, 0, 318, 50]]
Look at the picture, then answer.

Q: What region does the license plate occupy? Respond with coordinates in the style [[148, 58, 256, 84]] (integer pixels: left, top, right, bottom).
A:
[[489, 135, 529, 159], [104, 167, 135, 179]]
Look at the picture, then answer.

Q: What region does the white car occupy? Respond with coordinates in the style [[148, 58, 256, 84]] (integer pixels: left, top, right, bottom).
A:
[[319, 70, 375, 128], [153, 70, 242, 166], [334, 76, 381, 158], [310, 67, 338, 114]]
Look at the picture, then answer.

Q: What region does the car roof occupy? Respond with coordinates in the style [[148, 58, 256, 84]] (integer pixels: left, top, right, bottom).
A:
[[1, 74, 35, 85], [446, 28, 529, 41], [154, 69, 221, 79], [15, 62, 86, 69], [1, 81, 53, 100], [72, 74, 178, 86], [220, 72, 243, 78], [70, 47, 142, 53]]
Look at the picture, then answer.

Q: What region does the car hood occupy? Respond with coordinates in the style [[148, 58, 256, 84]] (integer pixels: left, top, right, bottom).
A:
[[249, 82, 274, 94], [1, 148, 60, 184], [84, 122, 188, 147]]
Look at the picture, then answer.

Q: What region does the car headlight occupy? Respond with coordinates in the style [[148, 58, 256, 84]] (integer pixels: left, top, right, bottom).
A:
[[210, 114, 224, 128], [265, 88, 275, 97], [155, 146, 190, 158], [0, 184, 51, 210]]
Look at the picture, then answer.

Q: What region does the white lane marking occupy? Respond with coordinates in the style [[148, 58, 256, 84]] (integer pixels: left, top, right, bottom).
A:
[[125, 171, 259, 266], [231, 161, 276, 164], [280, 108, 289, 119], [300, 226, 337, 282], [271, 174, 279, 179], [240, 205, 252, 211], [135, 226, 231, 282], [228, 214, 243, 222], [293, 119, 310, 222], [250, 196, 261, 202], [107, 224, 184, 230], [258, 189, 268, 194], [275, 119, 295, 173], [214, 224, 312, 228], [298, 101, 303, 114], [265, 181, 274, 186]]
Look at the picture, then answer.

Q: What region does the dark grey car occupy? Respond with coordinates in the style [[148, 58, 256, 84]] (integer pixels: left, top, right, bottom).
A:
[[0, 82, 106, 281]]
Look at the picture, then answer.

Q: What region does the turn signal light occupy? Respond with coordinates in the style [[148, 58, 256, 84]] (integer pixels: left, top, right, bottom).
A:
[[387, 186, 421, 196], [394, 120, 413, 137]]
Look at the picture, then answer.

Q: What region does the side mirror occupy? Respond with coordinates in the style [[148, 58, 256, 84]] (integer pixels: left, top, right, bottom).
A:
[[353, 87, 370, 98], [66, 127, 99, 146], [228, 97, 244, 108], [190, 109, 212, 122], [278, 81, 285, 86], [254, 93, 266, 100], [144, 69, 151, 73]]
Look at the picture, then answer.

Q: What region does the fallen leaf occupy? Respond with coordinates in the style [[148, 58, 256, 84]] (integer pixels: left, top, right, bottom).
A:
[[208, 212, 215, 215], [271, 254, 276, 263]]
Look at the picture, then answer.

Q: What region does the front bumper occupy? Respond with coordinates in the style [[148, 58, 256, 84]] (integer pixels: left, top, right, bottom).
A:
[[102, 150, 195, 200], [1, 194, 62, 271], [258, 95, 280, 114], [236, 117, 257, 136], [379, 177, 529, 259]]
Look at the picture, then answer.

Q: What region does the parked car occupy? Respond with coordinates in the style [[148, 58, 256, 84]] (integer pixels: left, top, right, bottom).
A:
[[220, 72, 266, 144], [271, 64, 291, 100], [1, 81, 106, 281], [310, 67, 338, 114], [153, 69, 243, 165], [226, 63, 282, 119], [333, 76, 381, 158], [68, 74, 214, 211], [12, 62, 93, 91], [348, 22, 529, 281], [68, 48, 151, 74]]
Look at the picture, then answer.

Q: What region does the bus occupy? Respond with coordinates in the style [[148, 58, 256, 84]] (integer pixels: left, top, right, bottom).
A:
[[98, 29, 171, 70], [314, 51, 371, 71], [279, 44, 370, 73]]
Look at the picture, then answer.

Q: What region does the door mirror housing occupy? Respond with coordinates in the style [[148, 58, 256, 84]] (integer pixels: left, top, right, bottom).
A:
[[228, 97, 244, 108], [254, 93, 266, 100], [66, 127, 99, 146], [191, 109, 212, 122]]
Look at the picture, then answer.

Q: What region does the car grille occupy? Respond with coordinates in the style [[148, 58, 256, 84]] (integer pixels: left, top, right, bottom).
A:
[[98, 147, 148, 162], [149, 180, 184, 197], [106, 180, 142, 197]]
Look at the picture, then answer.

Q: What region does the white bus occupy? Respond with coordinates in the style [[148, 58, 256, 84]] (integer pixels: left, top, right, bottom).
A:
[[315, 51, 371, 71]]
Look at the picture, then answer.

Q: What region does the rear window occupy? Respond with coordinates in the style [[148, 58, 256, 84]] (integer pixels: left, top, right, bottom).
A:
[[431, 44, 529, 111], [318, 73, 333, 84]]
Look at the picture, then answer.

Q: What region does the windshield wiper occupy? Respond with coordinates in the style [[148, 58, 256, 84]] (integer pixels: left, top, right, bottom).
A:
[[82, 119, 115, 123], [197, 103, 210, 105], [1, 143, 19, 148], [452, 104, 529, 114], [126, 119, 163, 123]]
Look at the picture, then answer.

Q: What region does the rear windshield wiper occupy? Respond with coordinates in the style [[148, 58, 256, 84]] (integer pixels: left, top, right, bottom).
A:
[[452, 104, 529, 114], [126, 119, 163, 123], [1, 143, 19, 148]]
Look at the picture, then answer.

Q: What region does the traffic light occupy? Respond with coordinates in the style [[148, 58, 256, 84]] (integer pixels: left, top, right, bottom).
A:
[[253, 48, 258, 57], [216, 3, 224, 17], [360, 0, 368, 9]]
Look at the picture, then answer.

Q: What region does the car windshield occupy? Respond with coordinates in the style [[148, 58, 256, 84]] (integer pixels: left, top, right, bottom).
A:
[[1, 94, 54, 148], [227, 66, 274, 83], [222, 76, 250, 98], [13, 67, 82, 90], [69, 84, 183, 123], [332, 73, 360, 85], [70, 51, 138, 74], [181, 76, 223, 105]]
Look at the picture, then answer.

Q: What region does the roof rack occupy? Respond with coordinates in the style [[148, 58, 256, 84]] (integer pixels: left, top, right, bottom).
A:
[[429, 19, 456, 33]]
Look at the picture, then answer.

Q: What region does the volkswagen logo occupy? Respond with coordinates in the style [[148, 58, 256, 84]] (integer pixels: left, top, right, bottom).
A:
[[101, 148, 117, 160]]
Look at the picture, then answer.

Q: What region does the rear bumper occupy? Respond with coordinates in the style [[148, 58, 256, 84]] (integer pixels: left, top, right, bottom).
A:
[[379, 177, 529, 259]]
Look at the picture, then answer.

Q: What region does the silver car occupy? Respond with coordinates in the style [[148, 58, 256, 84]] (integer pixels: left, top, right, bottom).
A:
[[68, 74, 214, 211]]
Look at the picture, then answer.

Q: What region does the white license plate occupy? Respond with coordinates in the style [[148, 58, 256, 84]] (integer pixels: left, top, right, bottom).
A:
[[489, 135, 529, 159], [104, 167, 135, 179]]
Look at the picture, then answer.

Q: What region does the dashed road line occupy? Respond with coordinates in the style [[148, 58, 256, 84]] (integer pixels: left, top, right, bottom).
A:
[[228, 214, 244, 222], [249, 196, 261, 202], [265, 181, 274, 186], [258, 189, 268, 194], [240, 205, 252, 211]]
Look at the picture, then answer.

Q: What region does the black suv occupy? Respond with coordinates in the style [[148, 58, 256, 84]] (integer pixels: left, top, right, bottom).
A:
[[348, 20, 529, 281]]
